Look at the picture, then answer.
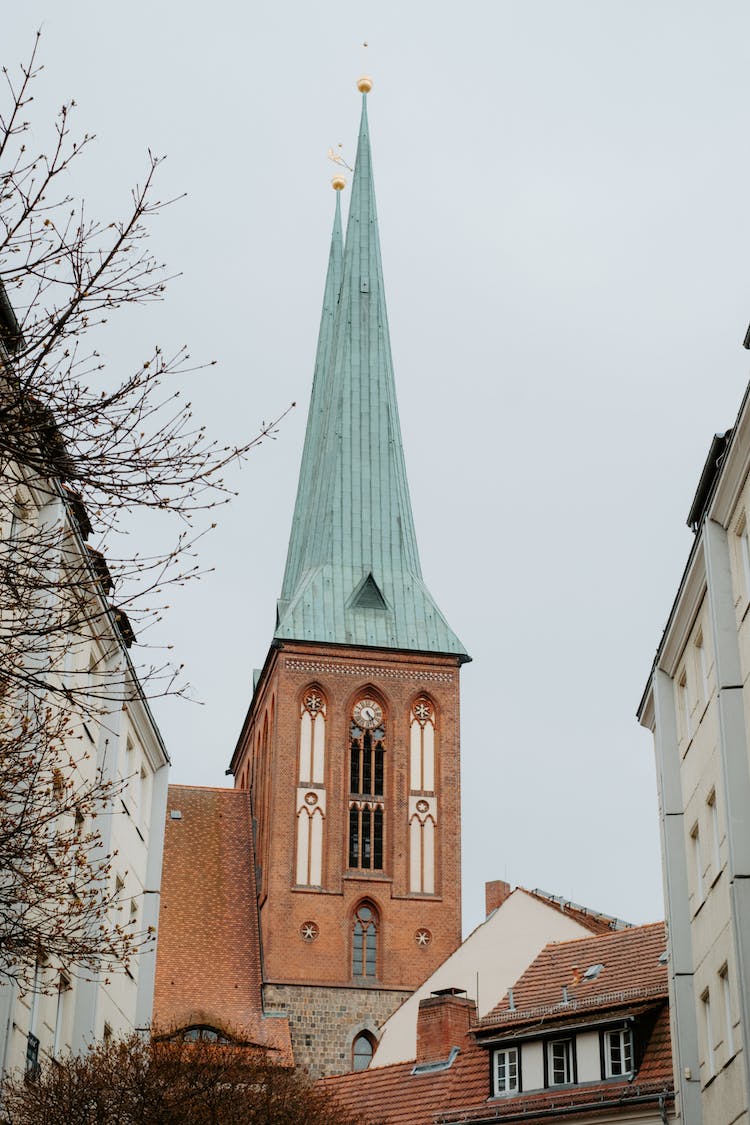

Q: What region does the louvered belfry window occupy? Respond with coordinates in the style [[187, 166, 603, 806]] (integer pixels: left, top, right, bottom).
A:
[[348, 717, 385, 871]]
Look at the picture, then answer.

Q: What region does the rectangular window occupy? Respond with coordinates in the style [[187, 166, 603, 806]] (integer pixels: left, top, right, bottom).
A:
[[691, 823, 704, 902], [720, 966, 734, 1058], [548, 1039, 574, 1086], [53, 975, 71, 1057], [604, 1028, 633, 1077], [708, 791, 721, 877], [696, 632, 709, 707], [702, 990, 715, 1078], [493, 1046, 519, 1095], [678, 671, 691, 742], [741, 519, 750, 595]]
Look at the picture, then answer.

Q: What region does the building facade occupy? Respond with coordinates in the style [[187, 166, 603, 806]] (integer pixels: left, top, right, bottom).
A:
[[0, 291, 170, 1078], [638, 386, 750, 1122], [226, 81, 469, 1077]]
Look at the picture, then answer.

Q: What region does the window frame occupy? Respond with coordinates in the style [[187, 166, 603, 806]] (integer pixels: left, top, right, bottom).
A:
[[352, 901, 378, 981], [602, 1025, 634, 1078], [545, 1036, 576, 1088], [492, 1044, 521, 1096], [352, 1030, 376, 1071]]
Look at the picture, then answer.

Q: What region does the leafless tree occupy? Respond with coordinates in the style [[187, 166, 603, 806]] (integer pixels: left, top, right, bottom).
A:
[[0, 34, 289, 989], [0, 1033, 367, 1125]]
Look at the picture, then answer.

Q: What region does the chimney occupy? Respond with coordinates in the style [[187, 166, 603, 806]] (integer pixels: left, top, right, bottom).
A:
[[485, 879, 512, 916], [416, 989, 475, 1065]]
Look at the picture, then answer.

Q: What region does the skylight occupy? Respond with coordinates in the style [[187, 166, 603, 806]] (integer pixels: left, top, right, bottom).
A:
[[583, 963, 604, 981]]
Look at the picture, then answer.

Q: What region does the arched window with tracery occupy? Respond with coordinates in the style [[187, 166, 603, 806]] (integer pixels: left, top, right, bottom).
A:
[[348, 697, 385, 871], [409, 698, 437, 893], [352, 901, 378, 979], [295, 688, 327, 886], [352, 1030, 376, 1070]]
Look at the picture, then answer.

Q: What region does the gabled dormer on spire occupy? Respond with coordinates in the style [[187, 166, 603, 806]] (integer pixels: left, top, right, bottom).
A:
[[276, 82, 467, 660]]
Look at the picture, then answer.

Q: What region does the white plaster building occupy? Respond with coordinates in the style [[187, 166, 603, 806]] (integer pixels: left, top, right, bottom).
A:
[[0, 295, 170, 1078], [638, 383, 750, 1123], [372, 880, 632, 1068]]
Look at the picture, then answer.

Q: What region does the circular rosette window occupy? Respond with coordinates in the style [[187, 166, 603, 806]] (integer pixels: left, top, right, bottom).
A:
[[300, 921, 319, 943]]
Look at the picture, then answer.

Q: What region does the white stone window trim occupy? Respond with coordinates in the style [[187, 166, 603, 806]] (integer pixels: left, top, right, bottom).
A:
[[707, 790, 722, 886], [690, 821, 705, 907]]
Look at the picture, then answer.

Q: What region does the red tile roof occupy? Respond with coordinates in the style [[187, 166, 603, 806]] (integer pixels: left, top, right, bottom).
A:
[[154, 785, 292, 1064], [481, 921, 667, 1027], [321, 924, 673, 1124]]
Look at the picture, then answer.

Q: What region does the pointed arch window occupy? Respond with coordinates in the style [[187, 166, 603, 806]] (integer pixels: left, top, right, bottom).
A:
[[352, 1030, 376, 1070], [296, 688, 327, 886], [348, 702, 385, 871], [352, 902, 378, 979], [409, 698, 437, 893]]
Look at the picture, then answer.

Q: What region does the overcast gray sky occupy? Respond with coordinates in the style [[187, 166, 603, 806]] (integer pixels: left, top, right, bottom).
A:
[[5, 1, 750, 935]]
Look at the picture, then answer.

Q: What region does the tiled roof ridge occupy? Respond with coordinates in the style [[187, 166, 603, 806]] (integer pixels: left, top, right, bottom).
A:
[[529, 918, 666, 952], [435, 1077, 674, 1123], [168, 783, 248, 795], [475, 983, 668, 1028]]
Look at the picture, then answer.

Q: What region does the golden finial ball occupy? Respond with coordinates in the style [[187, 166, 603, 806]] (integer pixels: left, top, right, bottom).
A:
[[331, 175, 346, 191], [357, 76, 373, 93]]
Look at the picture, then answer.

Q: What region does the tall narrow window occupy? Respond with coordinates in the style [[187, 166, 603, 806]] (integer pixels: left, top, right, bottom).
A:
[[410, 698, 435, 792], [678, 671, 691, 742], [299, 688, 326, 784], [348, 699, 385, 871], [696, 632, 709, 709], [547, 1039, 574, 1086], [493, 1046, 519, 1094], [53, 975, 71, 1057], [691, 823, 704, 903], [708, 790, 721, 878], [739, 516, 750, 595], [352, 1031, 376, 1071], [702, 990, 715, 1078], [720, 966, 734, 1058], [295, 688, 327, 886], [409, 799, 436, 894], [352, 902, 378, 979]]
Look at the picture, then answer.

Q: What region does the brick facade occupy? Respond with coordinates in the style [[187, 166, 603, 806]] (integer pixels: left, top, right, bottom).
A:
[[264, 982, 410, 1077], [232, 640, 463, 1075]]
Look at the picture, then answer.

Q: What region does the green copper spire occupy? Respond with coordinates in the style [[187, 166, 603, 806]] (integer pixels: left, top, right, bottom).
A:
[[279, 186, 343, 612], [276, 86, 467, 660]]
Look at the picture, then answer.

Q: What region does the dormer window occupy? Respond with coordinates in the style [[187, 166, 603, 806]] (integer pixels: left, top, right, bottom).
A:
[[547, 1038, 574, 1086], [604, 1027, 634, 1077], [493, 1046, 520, 1095]]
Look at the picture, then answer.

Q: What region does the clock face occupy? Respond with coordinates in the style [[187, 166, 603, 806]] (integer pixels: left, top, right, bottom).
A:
[[353, 698, 383, 730]]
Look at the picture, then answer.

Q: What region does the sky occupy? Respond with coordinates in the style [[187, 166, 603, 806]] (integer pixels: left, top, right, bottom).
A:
[[4, 1, 750, 935]]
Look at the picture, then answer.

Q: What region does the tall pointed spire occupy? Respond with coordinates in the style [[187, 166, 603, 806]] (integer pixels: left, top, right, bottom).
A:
[[276, 82, 467, 660], [279, 184, 343, 613]]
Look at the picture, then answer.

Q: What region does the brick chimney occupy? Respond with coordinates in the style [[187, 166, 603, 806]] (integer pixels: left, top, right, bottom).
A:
[[415, 989, 475, 1065], [485, 879, 512, 916]]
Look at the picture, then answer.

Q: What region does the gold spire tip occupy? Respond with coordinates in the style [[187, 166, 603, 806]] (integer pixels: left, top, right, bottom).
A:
[[331, 175, 346, 191], [357, 75, 373, 93]]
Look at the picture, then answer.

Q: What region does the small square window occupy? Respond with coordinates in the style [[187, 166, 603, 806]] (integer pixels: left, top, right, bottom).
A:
[[493, 1046, 519, 1095]]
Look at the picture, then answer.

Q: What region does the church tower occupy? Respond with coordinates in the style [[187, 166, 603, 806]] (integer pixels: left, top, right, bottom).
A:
[[229, 80, 469, 1078]]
